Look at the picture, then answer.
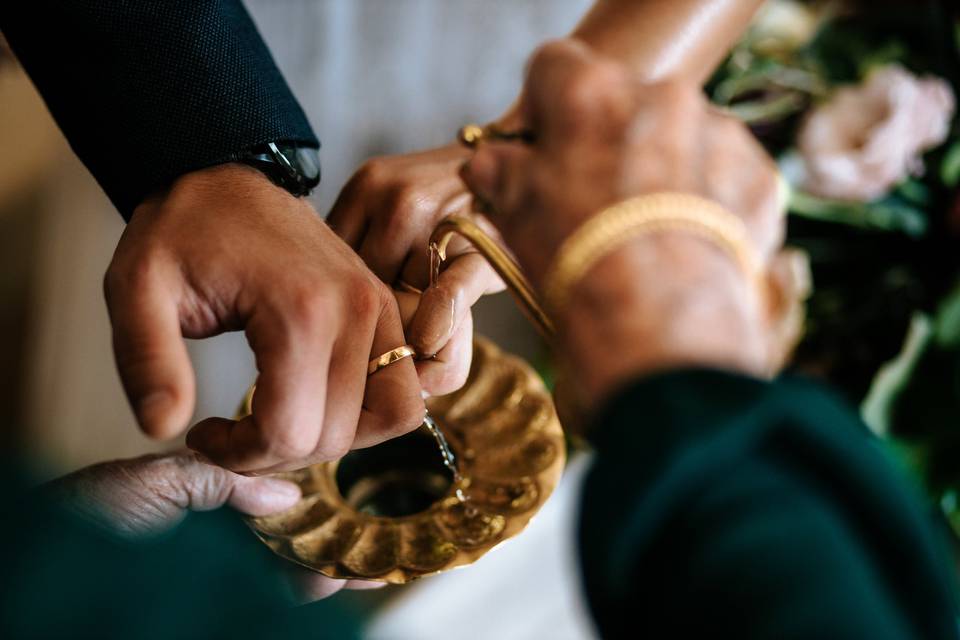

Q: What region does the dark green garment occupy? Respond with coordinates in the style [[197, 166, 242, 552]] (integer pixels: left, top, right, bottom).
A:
[[0, 468, 359, 639], [580, 370, 959, 638], [3, 370, 957, 638]]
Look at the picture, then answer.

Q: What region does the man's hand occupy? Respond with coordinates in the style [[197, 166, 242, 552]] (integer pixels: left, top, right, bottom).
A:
[[48, 450, 383, 601], [326, 145, 504, 395], [104, 163, 425, 473]]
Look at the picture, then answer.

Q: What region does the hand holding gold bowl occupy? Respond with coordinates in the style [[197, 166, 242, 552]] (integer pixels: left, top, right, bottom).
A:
[[241, 131, 571, 584], [240, 335, 565, 583]]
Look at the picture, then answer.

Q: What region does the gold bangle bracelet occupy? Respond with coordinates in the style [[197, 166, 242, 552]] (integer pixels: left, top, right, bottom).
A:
[[542, 192, 760, 314]]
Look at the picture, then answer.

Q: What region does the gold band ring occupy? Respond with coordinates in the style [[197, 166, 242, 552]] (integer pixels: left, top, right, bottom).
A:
[[368, 345, 417, 376], [457, 123, 535, 148]]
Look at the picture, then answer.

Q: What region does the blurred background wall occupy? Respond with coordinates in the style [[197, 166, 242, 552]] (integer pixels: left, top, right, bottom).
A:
[[1, 2, 598, 638]]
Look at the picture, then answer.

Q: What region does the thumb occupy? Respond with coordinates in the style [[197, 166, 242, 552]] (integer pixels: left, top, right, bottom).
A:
[[459, 142, 531, 222], [409, 251, 501, 358], [51, 451, 302, 537], [105, 262, 196, 439]]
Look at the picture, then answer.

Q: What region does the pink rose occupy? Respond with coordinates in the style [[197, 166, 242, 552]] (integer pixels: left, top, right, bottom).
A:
[[798, 64, 955, 201]]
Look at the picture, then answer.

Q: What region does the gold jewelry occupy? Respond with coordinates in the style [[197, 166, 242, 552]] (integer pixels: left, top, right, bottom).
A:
[[542, 192, 761, 314], [394, 279, 423, 295], [457, 123, 535, 149], [368, 345, 417, 376]]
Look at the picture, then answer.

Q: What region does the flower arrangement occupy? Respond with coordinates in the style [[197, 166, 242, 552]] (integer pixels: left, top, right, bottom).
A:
[[709, 0, 960, 533]]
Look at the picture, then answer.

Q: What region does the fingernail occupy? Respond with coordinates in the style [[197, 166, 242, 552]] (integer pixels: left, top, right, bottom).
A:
[[137, 391, 175, 435], [412, 290, 456, 355], [256, 478, 302, 510]]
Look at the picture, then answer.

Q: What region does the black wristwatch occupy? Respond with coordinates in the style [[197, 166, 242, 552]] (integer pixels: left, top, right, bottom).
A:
[[235, 141, 321, 197]]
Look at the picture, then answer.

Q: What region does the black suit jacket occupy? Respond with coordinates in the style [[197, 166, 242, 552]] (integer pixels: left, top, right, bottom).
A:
[[0, 1, 318, 218]]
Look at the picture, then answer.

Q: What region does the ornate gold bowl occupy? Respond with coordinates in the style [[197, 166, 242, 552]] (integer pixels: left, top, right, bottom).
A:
[[241, 336, 565, 583]]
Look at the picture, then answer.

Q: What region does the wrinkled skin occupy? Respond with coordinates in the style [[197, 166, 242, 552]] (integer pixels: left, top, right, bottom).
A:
[[49, 450, 383, 601], [461, 40, 804, 408]]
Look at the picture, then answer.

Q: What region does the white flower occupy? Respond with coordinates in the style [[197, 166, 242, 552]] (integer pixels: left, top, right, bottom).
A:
[[798, 64, 955, 201], [751, 0, 818, 54]]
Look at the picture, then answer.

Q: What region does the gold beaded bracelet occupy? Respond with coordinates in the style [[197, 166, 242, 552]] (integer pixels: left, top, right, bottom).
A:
[[541, 192, 762, 315]]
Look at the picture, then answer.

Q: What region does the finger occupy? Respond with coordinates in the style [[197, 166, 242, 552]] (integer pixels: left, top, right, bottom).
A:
[[310, 318, 373, 462], [415, 311, 473, 396], [358, 219, 417, 286], [326, 171, 371, 248], [227, 473, 303, 516], [353, 296, 426, 449], [385, 190, 475, 289], [764, 248, 812, 373], [393, 289, 421, 328], [72, 451, 303, 536], [523, 39, 634, 145], [286, 566, 349, 603], [288, 571, 386, 604], [105, 263, 195, 439], [460, 142, 533, 219], [186, 303, 334, 472], [409, 252, 499, 357], [394, 289, 472, 398], [344, 580, 388, 590]]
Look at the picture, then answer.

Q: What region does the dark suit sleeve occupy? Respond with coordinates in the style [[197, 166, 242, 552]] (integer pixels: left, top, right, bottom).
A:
[[580, 370, 959, 638], [0, 1, 319, 218]]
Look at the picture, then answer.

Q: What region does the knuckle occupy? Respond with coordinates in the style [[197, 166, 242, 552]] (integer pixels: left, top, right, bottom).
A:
[[347, 276, 384, 320], [654, 79, 701, 108], [285, 286, 330, 328], [316, 437, 352, 461], [382, 185, 422, 229], [353, 157, 389, 188], [716, 113, 748, 140], [560, 63, 623, 119], [113, 338, 159, 375], [529, 40, 573, 74], [262, 427, 316, 460], [104, 249, 164, 302]]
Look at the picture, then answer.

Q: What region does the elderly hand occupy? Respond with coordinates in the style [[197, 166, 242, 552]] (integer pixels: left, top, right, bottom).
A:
[[462, 40, 804, 405], [105, 164, 426, 474], [326, 145, 505, 395], [48, 450, 383, 601]]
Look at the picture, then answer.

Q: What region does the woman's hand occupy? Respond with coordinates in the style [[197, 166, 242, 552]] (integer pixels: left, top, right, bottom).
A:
[[48, 450, 383, 602], [326, 145, 504, 396], [462, 40, 804, 406]]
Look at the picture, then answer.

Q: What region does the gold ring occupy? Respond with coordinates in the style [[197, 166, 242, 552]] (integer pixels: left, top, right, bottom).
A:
[[368, 345, 417, 376], [395, 279, 423, 295], [457, 123, 535, 149]]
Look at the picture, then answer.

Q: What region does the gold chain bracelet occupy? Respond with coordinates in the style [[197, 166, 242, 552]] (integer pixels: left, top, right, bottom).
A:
[[542, 192, 761, 314]]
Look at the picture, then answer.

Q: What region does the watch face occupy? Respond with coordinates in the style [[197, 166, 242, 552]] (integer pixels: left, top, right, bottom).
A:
[[295, 146, 321, 184]]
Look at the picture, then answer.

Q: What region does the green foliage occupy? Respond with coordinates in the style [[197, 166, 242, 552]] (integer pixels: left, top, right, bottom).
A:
[[940, 141, 960, 188], [788, 190, 929, 237], [712, 1, 960, 532], [859, 282, 960, 534]]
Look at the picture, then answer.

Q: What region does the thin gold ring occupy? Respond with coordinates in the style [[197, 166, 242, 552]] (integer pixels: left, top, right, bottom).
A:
[[457, 123, 535, 148], [368, 345, 417, 376], [394, 279, 423, 295]]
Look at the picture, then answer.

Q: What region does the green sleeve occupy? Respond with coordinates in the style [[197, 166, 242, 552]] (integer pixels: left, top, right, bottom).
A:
[[579, 370, 958, 638], [0, 465, 360, 639]]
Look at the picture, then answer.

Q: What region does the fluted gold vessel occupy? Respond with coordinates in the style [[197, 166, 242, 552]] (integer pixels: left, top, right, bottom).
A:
[[241, 336, 565, 583]]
